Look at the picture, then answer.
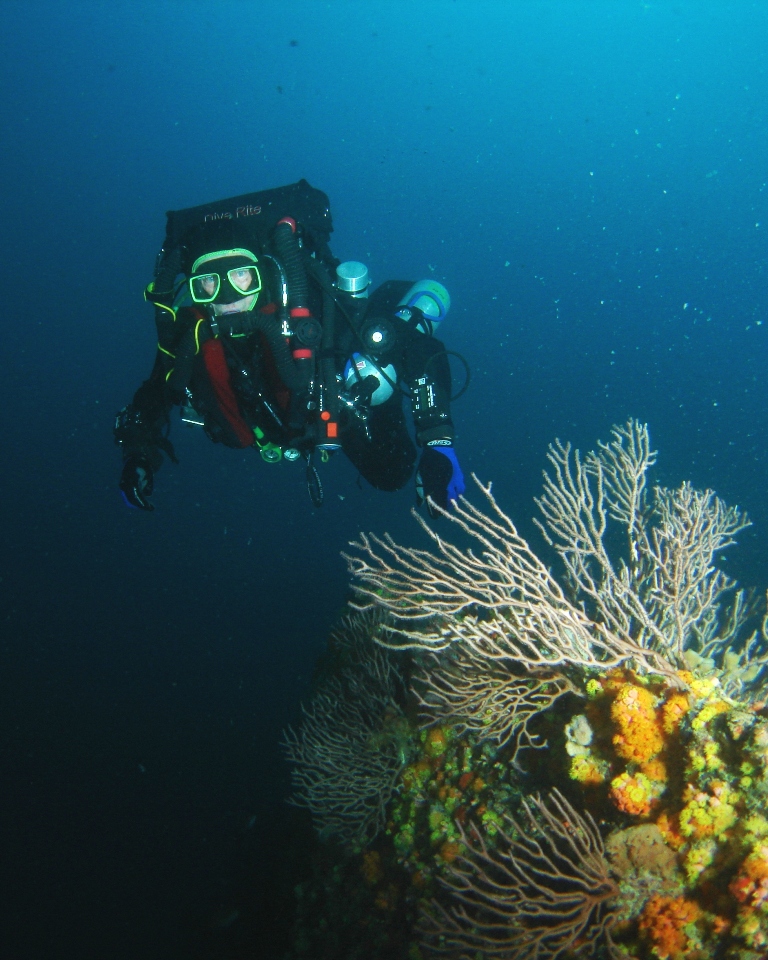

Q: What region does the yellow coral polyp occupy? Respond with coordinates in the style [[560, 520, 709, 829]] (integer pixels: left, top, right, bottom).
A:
[[690, 675, 721, 699], [743, 814, 768, 839], [570, 754, 607, 786], [641, 757, 668, 785], [656, 810, 686, 850], [610, 771, 655, 817], [611, 683, 665, 764], [585, 678, 603, 698], [602, 668, 635, 695], [703, 739, 724, 771], [402, 760, 431, 790], [661, 692, 690, 734], [691, 699, 730, 732], [684, 837, 718, 884], [679, 781, 740, 840], [733, 909, 768, 951]]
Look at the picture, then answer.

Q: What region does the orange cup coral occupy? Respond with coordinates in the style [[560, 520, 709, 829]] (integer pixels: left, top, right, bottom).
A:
[[361, 850, 383, 886], [730, 845, 768, 909], [656, 810, 686, 851], [424, 726, 449, 758], [661, 692, 690, 735], [611, 683, 665, 764], [640, 757, 668, 786], [638, 894, 702, 959], [610, 771, 656, 817]]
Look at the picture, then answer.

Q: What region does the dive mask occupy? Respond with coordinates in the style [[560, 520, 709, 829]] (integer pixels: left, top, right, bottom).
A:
[[189, 248, 262, 305]]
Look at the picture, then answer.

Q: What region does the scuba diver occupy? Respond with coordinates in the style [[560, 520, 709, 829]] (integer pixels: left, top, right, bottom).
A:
[[114, 180, 466, 513]]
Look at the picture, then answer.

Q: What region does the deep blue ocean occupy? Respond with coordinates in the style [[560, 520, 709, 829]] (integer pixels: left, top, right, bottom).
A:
[[1, 2, 767, 957]]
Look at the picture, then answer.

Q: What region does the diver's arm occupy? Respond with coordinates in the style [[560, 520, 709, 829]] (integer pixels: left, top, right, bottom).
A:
[[114, 353, 180, 510], [115, 353, 176, 466], [403, 333, 455, 444], [403, 332, 465, 513]]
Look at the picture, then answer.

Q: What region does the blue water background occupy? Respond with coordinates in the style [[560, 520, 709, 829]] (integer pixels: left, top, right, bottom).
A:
[[1, 1, 767, 956]]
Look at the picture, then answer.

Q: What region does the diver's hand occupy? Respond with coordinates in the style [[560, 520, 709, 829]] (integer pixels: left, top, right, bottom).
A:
[[415, 441, 465, 517], [120, 456, 155, 511]]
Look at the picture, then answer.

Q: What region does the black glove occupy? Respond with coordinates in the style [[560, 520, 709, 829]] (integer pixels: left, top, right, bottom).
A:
[[120, 456, 155, 511], [415, 442, 466, 517]]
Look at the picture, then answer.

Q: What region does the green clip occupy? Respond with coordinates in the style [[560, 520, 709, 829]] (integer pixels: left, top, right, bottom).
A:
[[253, 427, 282, 463]]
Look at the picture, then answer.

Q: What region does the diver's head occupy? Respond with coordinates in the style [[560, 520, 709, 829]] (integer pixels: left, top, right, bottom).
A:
[[189, 248, 262, 314]]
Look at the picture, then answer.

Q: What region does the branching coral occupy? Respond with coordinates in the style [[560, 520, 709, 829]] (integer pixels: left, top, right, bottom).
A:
[[699, 604, 768, 701], [347, 471, 682, 686], [534, 419, 758, 674], [282, 610, 408, 848], [412, 641, 578, 763], [418, 789, 620, 960]]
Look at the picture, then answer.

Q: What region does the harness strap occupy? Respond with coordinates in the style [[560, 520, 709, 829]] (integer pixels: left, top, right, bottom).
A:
[[201, 338, 254, 448]]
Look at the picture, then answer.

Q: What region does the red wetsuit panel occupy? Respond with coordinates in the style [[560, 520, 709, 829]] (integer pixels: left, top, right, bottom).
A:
[[201, 338, 254, 448]]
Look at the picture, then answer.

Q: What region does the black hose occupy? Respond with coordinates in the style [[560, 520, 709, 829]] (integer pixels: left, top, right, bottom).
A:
[[250, 312, 305, 392], [167, 317, 212, 393], [271, 222, 316, 421], [272, 220, 309, 308], [424, 349, 472, 402], [319, 279, 339, 419]]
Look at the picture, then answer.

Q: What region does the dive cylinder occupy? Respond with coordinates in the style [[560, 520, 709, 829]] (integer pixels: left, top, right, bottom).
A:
[[344, 353, 396, 406], [395, 279, 451, 336], [335, 261, 370, 299]]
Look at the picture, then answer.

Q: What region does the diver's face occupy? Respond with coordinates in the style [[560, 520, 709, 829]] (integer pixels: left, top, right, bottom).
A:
[[216, 295, 257, 315], [229, 267, 255, 292], [200, 275, 217, 297]]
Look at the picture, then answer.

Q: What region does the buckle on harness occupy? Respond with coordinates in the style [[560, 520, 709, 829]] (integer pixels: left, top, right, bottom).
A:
[[180, 389, 204, 427]]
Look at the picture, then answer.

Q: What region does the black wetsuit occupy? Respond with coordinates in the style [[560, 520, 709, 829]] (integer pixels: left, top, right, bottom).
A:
[[118, 266, 455, 494]]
